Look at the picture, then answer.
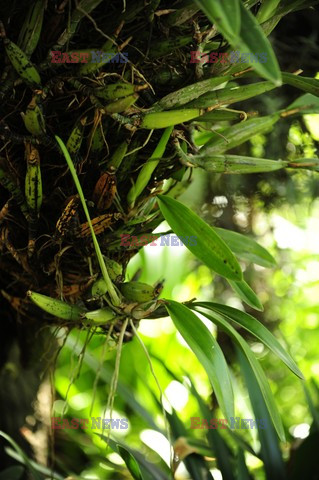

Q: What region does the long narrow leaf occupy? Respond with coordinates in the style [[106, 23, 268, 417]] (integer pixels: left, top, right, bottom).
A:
[[237, 1, 281, 85], [200, 113, 280, 155], [166, 301, 234, 422], [237, 449, 251, 480], [55, 135, 120, 306], [197, 0, 281, 84], [190, 307, 286, 441], [98, 435, 170, 480], [195, 0, 241, 40], [228, 279, 264, 311], [286, 93, 319, 114], [193, 302, 304, 379], [117, 445, 145, 480], [237, 348, 286, 479], [187, 154, 287, 174], [282, 72, 319, 97], [215, 227, 276, 268]]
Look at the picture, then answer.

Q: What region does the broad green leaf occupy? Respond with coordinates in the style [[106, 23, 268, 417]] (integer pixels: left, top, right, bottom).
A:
[[190, 307, 286, 441], [282, 72, 319, 97], [118, 445, 144, 480], [215, 227, 276, 268], [237, 348, 286, 479], [193, 302, 304, 379], [228, 279, 264, 311], [166, 301, 234, 421], [157, 195, 242, 281], [195, 0, 240, 40]]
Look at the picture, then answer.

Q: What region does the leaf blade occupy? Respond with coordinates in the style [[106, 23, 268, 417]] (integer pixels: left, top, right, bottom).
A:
[[215, 227, 276, 268], [194, 302, 304, 379], [157, 195, 242, 281], [190, 307, 286, 441], [228, 279, 264, 311], [236, 1, 282, 85], [117, 445, 145, 480], [282, 72, 319, 96], [166, 301, 234, 422], [195, 0, 241, 39]]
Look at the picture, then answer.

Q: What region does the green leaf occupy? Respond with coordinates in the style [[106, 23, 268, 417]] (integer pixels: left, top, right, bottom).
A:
[[157, 195, 242, 281], [118, 445, 144, 480], [98, 435, 170, 480], [190, 307, 286, 441], [55, 135, 120, 306], [127, 126, 173, 206], [236, 449, 251, 480], [256, 0, 281, 23], [166, 301, 234, 422], [193, 302, 304, 379], [200, 113, 281, 156], [282, 72, 319, 97], [286, 92, 319, 114], [195, 0, 241, 40], [287, 158, 319, 172], [237, 348, 286, 479], [236, 1, 282, 85], [215, 227, 276, 268], [228, 279, 264, 311], [187, 154, 286, 174], [165, 409, 214, 480], [197, 0, 281, 84]]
